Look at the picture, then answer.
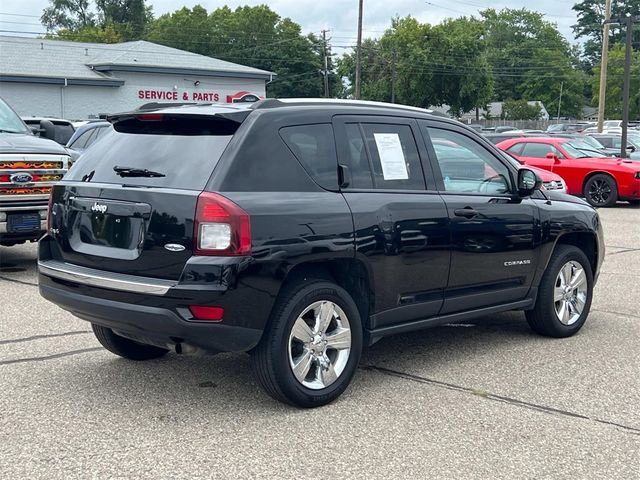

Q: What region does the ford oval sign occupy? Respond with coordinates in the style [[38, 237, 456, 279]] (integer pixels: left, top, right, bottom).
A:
[[10, 173, 33, 185]]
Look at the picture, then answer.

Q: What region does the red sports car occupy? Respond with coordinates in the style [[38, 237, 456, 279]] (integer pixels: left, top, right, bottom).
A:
[[496, 137, 640, 207]]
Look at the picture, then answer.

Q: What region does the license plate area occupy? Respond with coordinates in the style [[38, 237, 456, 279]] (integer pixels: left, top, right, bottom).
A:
[[7, 213, 41, 233]]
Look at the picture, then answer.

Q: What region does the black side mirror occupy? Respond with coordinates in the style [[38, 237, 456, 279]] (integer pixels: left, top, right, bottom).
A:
[[517, 168, 542, 197], [39, 120, 56, 141]]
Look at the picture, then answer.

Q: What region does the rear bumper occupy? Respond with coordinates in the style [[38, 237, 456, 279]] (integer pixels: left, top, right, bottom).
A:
[[39, 280, 263, 353]]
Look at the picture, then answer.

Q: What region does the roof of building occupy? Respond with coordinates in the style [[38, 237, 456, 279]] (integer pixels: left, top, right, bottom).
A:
[[0, 36, 274, 85]]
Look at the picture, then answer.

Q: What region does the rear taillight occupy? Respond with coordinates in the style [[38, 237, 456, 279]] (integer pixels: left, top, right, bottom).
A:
[[193, 192, 251, 256]]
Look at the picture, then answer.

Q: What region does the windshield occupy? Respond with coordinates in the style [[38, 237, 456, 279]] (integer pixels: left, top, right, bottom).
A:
[[0, 98, 29, 134], [547, 124, 565, 132], [579, 136, 604, 149]]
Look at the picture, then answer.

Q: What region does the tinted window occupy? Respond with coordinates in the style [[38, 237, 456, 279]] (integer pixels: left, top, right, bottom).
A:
[[521, 142, 563, 158], [69, 129, 97, 149], [279, 124, 338, 190], [65, 116, 237, 190], [427, 128, 511, 194], [342, 123, 373, 189], [341, 123, 425, 191], [506, 143, 524, 155]]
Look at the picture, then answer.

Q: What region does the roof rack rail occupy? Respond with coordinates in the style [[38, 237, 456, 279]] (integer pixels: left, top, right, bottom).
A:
[[251, 98, 444, 116]]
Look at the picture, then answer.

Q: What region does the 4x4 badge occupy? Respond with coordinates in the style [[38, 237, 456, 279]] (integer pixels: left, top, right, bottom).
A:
[[91, 202, 108, 214]]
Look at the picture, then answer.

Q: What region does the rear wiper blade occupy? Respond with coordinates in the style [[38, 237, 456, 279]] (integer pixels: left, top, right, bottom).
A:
[[113, 165, 166, 177]]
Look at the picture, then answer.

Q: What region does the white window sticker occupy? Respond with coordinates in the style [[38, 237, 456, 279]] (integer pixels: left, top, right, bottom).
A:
[[373, 133, 409, 180]]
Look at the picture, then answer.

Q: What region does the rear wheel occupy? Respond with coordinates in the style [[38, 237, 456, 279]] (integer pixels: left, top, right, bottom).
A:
[[92, 324, 169, 360], [583, 174, 618, 207], [526, 245, 593, 338], [251, 281, 362, 408]]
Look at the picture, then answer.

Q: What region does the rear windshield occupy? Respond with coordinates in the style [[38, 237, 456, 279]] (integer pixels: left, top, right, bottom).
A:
[[65, 115, 237, 190]]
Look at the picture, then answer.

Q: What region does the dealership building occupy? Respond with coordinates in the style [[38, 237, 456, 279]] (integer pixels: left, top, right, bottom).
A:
[[0, 35, 274, 119]]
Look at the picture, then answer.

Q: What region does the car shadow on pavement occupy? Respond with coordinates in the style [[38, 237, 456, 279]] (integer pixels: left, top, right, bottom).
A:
[[43, 310, 547, 412]]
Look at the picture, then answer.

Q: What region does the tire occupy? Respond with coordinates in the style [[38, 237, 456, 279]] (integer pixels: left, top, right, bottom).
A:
[[526, 245, 593, 338], [628, 200, 640, 206], [251, 280, 363, 408], [583, 174, 618, 207], [92, 324, 169, 360]]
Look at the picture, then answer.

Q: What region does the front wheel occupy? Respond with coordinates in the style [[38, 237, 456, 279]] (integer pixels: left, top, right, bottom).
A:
[[251, 281, 363, 408], [526, 245, 593, 338], [583, 174, 618, 207]]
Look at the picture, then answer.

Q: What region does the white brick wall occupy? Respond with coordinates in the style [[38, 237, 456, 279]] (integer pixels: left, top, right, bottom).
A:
[[0, 71, 267, 120]]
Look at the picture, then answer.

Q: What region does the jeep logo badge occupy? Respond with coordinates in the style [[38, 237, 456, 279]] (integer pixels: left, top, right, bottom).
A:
[[91, 202, 108, 214], [10, 173, 33, 184]]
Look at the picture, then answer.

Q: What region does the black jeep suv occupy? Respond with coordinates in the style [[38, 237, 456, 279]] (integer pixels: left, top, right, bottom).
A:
[[38, 99, 604, 407]]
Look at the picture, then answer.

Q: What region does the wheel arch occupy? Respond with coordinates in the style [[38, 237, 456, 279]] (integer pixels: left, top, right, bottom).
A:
[[581, 170, 617, 193], [553, 232, 599, 276], [269, 258, 374, 333]]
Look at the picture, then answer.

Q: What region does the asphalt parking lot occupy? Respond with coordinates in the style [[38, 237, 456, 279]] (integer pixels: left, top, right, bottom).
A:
[[0, 205, 638, 479]]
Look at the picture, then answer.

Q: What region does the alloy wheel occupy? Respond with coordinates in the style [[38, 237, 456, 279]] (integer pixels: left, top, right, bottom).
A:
[[288, 301, 352, 390], [587, 179, 612, 206], [553, 261, 588, 326]]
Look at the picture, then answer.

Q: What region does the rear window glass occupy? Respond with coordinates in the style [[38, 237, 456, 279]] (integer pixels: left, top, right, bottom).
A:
[[65, 116, 238, 190], [279, 124, 338, 190]]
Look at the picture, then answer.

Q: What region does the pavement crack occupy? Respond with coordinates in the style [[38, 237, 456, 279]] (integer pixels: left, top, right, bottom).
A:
[[592, 308, 640, 320], [606, 248, 640, 256], [0, 330, 91, 346], [0, 347, 103, 366], [0, 275, 38, 287], [363, 365, 640, 436]]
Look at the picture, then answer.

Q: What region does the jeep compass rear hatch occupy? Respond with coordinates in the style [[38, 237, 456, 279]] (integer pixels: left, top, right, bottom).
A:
[[47, 111, 244, 280]]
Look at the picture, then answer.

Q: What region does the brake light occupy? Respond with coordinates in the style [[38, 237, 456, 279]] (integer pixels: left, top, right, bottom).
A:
[[136, 113, 164, 121], [188, 305, 224, 321], [193, 192, 251, 256]]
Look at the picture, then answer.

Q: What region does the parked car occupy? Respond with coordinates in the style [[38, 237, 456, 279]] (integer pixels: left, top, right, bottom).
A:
[[65, 120, 112, 163], [546, 123, 593, 133], [21, 117, 75, 145], [586, 134, 640, 160], [496, 137, 640, 207], [494, 125, 518, 133], [39, 99, 604, 407], [0, 98, 70, 246]]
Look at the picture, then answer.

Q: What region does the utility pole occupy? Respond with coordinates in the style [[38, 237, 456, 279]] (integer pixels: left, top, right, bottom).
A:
[[354, 0, 363, 99], [556, 81, 563, 123], [605, 14, 637, 158], [620, 15, 634, 159], [322, 29, 330, 98], [597, 0, 612, 133], [391, 50, 397, 103]]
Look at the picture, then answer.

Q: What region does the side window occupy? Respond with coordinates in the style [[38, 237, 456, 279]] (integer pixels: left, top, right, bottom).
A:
[[69, 129, 96, 149], [360, 123, 425, 190], [279, 124, 338, 190], [343, 123, 373, 189], [340, 122, 426, 191], [521, 142, 564, 158], [506, 143, 524, 155], [426, 128, 511, 194]]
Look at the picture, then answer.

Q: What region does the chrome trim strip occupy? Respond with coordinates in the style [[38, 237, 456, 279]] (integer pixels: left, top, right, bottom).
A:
[[0, 205, 48, 212], [38, 259, 176, 295]]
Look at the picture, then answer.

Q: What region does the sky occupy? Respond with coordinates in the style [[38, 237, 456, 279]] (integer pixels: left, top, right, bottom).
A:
[[0, 0, 583, 49]]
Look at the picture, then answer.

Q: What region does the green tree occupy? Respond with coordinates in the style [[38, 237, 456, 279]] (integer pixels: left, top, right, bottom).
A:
[[42, 0, 153, 42], [482, 8, 585, 118], [591, 44, 640, 120], [572, 0, 640, 67], [147, 5, 327, 98], [337, 15, 493, 112], [501, 99, 543, 120]]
